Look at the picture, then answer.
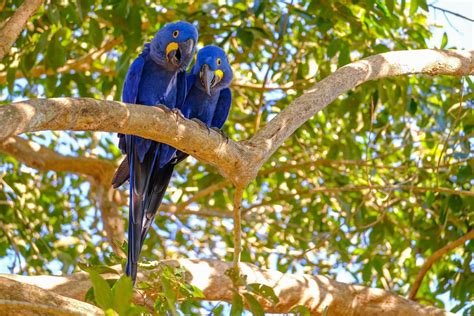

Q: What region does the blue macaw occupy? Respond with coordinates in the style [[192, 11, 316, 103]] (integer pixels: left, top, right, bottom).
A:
[[111, 21, 198, 282], [181, 45, 233, 142], [168, 45, 234, 167]]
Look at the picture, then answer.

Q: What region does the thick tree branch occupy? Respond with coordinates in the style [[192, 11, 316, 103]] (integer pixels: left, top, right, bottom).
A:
[[1, 259, 452, 315], [248, 50, 473, 174], [408, 230, 474, 300], [0, 0, 44, 59], [0, 136, 116, 184], [0, 277, 102, 315], [0, 50, 472, 187], [0, 98, 252, 185]]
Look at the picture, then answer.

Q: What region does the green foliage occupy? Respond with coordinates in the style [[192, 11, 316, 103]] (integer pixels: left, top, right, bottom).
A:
[[0, 0, 472, 314], [83, 264, 147, 315]]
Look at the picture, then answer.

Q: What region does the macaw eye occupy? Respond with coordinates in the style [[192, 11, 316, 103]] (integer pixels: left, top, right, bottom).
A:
[[173, 30, 179, 38], [216, 58, 222, 66]]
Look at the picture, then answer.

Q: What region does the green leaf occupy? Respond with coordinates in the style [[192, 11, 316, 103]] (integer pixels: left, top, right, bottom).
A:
[[76, 0, 90, 21], [189, 285, 205, 298], [409, 0, 418, 15], [88, 270, 113, 310], [78, 263, 120, 275], [89, 19, 104, 48], [46, 31, 67, 70], [290, 305, 311, 316], [237, 28, 254, 48], [441, 32, 448, 49], [337, 42, 350, 67], [111, 275, 133, 315], [243, 293, 265, 316], [408, 98, 417, 115], [6, 66, 16, 94], [230, 292, 244, 316], [212, 304, 224, 316], [161, 275, 177, 316], [457, 165, 472, 183], [386, 0, 395, 13], [418, 0, 428, 11], [327, 40, 340, 58], [247, 283, 279, 305]]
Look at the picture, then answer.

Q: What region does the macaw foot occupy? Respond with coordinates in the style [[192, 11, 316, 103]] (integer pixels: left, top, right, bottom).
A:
[[171, 108, 184, 118], [191, 118, 211, 135], [211, 127, 230, 144]]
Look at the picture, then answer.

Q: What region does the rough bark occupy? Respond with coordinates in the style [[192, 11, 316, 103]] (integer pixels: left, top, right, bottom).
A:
[[0, 259, 452, 315], [0, 50, 472, 186], [0, 49, 471, 315], [0, 97, 252, 185], [0, 277, 102, 315], [248, 50, 474, 172], [0, 0, 45, 59]]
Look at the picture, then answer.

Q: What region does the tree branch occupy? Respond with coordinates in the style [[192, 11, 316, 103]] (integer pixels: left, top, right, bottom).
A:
[[0, 98, 252, 185], [429, 5, 474, 23], [0, 38, 121, 84], [0, 277, 102, 315], [0, 136, 125, 253], [0, 136, 116, 184], [248, 50, 473, 174], [0, 50, 472, 187], [408, 230, 474, 300], [0, 0, 44, 59], [1, 259, 452, 315], [232, 186, 244, 269]]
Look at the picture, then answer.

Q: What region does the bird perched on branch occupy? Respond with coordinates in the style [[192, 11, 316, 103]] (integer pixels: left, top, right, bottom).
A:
[[164, 45, 234, 172], [181, 45, 233, 145], [111, 21, 198, 283]]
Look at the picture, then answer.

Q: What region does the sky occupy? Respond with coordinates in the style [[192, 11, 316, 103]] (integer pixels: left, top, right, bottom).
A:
[[427, 0, 473, 50], [1, 1, 473, 314]]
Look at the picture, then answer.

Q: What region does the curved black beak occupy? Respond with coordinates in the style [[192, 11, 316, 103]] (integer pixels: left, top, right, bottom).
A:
[[167, 38, 194, 67], [200, 64, 213, 96], [199, 64, 222, 96]]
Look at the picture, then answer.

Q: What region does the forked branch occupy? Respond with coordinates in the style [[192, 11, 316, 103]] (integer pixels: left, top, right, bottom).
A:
[[0, 50, 472, 186]]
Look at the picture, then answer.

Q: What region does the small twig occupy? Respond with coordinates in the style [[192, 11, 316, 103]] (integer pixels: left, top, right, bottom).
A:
[[429, 4, 474, 23], [232, 186, 244, 269], [408, 230, 474, 300], [435, 78, 465, 186]]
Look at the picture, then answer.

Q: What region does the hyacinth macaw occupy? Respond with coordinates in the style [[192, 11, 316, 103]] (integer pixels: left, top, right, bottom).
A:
[[181, 45, 233, 130], [166, 45, 234, 169], [111, 21, 198, 282]]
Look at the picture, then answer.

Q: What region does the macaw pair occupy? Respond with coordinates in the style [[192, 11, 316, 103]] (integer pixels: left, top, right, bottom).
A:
[[111, 21, 233, 283]]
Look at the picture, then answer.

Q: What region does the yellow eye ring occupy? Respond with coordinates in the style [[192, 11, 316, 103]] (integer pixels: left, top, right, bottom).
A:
[[173, 30, 179, 38], [216, 58, 222, 66]]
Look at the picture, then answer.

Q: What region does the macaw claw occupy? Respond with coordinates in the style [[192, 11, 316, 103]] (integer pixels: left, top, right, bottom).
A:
[[191, 118, 211, 135], [211, 127, 229, 144], [171, 108, 184, 117]]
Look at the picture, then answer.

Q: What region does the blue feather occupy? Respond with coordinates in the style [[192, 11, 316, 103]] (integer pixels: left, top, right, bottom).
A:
[[113, 21, 198, 283]]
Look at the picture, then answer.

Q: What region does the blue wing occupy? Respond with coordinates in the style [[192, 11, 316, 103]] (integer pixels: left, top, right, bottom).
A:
[[180, 68, 197, 118], [118, 45, 150, 153], [175, 70, 187, 109], [158, 69, 187, 168], [211, 88, 232, 129]]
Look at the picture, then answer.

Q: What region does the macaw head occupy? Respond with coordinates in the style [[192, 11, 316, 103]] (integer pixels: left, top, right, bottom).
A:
[[192, 45, 233, 96], [150, 21, 198, 71]]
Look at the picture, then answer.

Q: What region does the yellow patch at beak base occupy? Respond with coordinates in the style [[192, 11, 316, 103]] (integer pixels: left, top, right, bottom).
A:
[[166, 42, 178, 56], [215, 69, 224, 81]]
